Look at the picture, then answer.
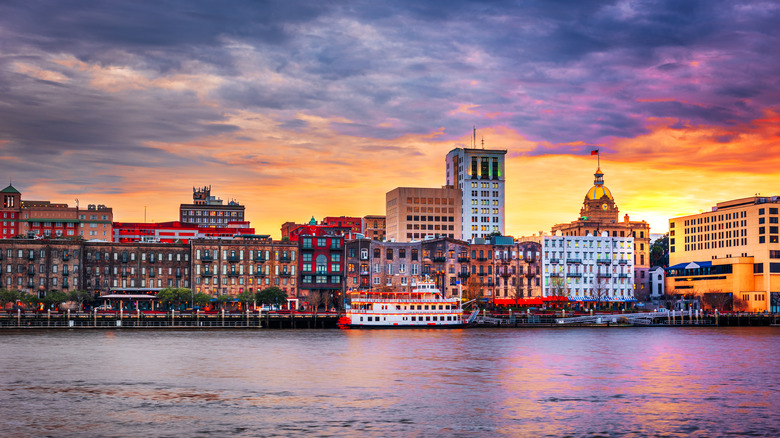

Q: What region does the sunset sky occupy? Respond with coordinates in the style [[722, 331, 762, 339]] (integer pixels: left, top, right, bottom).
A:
[[1, 0, 779, 238]]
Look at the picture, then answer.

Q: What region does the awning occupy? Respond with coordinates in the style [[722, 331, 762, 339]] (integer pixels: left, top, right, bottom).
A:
[[99, 294, 157, 299], [494, 298, 544, 306]]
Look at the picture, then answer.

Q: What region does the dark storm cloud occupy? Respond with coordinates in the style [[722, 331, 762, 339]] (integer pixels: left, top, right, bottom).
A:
[[1, 0, 779, 189]]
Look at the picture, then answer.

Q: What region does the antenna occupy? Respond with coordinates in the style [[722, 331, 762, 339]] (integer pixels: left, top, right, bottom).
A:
[[473, 126, 476, 148], [481, 137, 484, 149]]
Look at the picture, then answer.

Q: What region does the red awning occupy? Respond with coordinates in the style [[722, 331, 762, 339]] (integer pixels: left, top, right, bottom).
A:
[[494, 298, 544, 306], [542, 296, 569, 302]]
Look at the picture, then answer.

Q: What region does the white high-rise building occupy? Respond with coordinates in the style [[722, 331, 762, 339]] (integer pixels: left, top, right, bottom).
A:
[[445, 147, 507, 241]]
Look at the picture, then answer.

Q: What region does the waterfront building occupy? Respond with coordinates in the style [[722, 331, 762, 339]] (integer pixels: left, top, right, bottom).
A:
[[295, 228, 344, 310], [537, 232, 635, 305], [385, 186, 461, 242], [649, 266, 665, 300], [191, 237, 297, 299], [667, 196, 780, 312], [180, 186, 245, 228], [361, 215, 386, 241], [0, 239, 83, 297], [445, 146, 507, 240], [282, 217, 355, 241], [83, 241, 190, 298], [551, 167, 650, 300], [1, 184, 113, 241]]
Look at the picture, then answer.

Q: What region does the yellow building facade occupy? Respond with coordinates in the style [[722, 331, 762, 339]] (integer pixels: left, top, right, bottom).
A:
[[668, 196, 780, 312]]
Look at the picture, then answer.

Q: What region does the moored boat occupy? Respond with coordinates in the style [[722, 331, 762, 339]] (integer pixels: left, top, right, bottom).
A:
[[338, 281, 465, 329]]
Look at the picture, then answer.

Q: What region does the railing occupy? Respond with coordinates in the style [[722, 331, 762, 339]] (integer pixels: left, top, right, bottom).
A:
[[457, 257, 470, 263], [227, 271, 239, 277], [279, 272, 292, 277], [202, 255, 214, 262], [598, 273, 612, 278], [433, 257, 446, 263], [200, 272, 213, 277], [597, 258, 612, 264], [568, 273, 583, 278], [548, 258, 560, 264], [280, 256, 291, 263], [566, 259, 582, 264], [619, 260, 628, 265], [458, 272, 470, 278], [254, 256, 266, 263], [618, 273, 629, 278], [476, 257, 487, 262], [227, 256, 239, 263]]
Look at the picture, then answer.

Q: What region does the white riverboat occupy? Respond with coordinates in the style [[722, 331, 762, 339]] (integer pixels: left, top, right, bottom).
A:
[[338, 281, 465, 329]]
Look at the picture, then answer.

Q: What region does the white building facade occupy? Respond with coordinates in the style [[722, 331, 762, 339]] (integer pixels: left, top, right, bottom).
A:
[[541, 232, 635, 303], [445, 147, 507, 241]]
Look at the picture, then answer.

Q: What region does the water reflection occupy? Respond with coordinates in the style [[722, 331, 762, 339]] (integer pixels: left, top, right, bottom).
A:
[[0, 327, 778, 437]]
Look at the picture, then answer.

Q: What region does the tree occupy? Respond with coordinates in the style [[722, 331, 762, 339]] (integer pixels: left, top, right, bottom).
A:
[[256, 287, 287, 308], [732, 296, 748, 312], [700, 290, 732, 311], [548, 277, 566, 297], [592, 276, 608, 309], [463, 276, 483, 304], [68, 290, 92, 311], [0, 289, 21, 311], [43, 291, 69, 311], [510, 285, 524, 308], [237, 290, 255, 310], [216, 294, 234, 310], [649, 234, 669, 267], [192, 293, 212, 309], [307, 290, 326, 315], [20, 292, 40, 311]]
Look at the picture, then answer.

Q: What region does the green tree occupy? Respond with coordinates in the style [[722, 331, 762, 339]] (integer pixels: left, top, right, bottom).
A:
[[237, 290, 255, 310], [43, 291, 69, 311], [0, 289, 21, 311], [549, 277, 566, 297], [649, 234, 669, 267], [256, 287, 287, 307], [20, 292, 40, 311], [216, 294, 234, 310], [192, 292, 212, 308]]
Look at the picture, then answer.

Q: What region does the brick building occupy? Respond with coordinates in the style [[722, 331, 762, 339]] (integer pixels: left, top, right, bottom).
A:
[[0, 239, 82, 298], [362, 215, 386, 241]]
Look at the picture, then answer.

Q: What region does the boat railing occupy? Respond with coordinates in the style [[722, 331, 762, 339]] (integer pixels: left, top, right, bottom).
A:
[[348, 298, 460, 304], [348, 309, 461, 314]]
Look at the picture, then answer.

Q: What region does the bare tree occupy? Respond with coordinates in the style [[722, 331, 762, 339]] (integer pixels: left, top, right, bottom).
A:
[[592, 276, 608, 310], [510, 285, 524, 308], [548, 277, 566, 297], [463, 276, 483, 304], [732, 295, 748, 312], [307, 290, 326, 315], [700, 290, 731, 311]]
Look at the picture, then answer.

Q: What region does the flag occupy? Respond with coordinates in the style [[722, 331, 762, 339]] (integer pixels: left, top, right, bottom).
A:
[[591, 149, 599, 156]]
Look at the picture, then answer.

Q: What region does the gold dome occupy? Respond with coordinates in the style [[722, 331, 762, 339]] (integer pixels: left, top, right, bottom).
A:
[[587, 185, 613, 200]]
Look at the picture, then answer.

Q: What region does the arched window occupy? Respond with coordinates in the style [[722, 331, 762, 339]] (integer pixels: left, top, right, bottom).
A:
[[316, 254, 327, 274]]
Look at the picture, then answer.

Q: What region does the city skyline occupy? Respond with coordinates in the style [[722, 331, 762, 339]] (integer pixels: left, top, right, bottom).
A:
[[2, 1, 779, 238]]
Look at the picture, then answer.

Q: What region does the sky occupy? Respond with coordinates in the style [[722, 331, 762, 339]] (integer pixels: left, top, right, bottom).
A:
[[1, 0, 779, 238]]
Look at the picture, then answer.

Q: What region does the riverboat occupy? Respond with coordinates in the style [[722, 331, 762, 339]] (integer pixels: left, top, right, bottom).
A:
[[337, 281, 465, 329]]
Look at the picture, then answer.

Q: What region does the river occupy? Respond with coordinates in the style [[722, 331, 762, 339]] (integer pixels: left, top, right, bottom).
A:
[[1, 327, 778, 437]]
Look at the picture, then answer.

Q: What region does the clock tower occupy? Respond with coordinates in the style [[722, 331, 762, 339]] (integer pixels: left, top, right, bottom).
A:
[[580, 168, 618, 223]]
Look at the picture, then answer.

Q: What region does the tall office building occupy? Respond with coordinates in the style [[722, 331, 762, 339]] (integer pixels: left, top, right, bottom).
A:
[[180, 186, 245, 227], [445, 147, 507, 241], [385, 187, 461, 242]]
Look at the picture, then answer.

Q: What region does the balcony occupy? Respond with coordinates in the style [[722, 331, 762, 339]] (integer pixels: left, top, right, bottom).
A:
[[254, 256, 266, 263], [500, 271, 511, 277], [548, 258, 560, 264], [458, 272, 470, 278], [568, 273, 583, 278], [525, 271, 536, 278], [457, 256, 470, 263], [597, 258, 612, 264], [254, 272, 267, 277], [200, 271, 212, 277], [525, 257, 536, 264], [476, 257, 487, 262], [618, 260, 628, 265], [280, 256, 291, 263], [598, 273, 612, 278], [227, 256, 239, 263], [477, 272, 487, 277], [62, 254, 70, 261], [618, 273, 629, 278], [202, 255, 214, 262], [487, 281, 495, 287], [280, 272, 292, 277], [227, 271, 239, 277], [566, 258, 582, 264], [549, 273, 561, 277], [360, 271, 370, 276], [433, 256, 446, 263]]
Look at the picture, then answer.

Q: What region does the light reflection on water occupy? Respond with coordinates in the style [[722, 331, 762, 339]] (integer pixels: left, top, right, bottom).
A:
[[1, 327, 778, 437]]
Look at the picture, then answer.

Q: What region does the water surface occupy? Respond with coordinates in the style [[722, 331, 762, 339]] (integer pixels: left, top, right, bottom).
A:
[[1, 327, 778, 437]]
